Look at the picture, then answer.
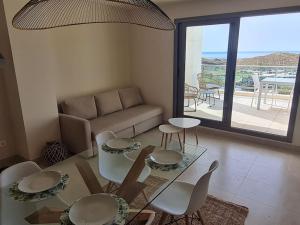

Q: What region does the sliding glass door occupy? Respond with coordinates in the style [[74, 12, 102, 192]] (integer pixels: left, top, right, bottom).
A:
[[232, 13, 300, 136], [174, 9, 300, 142], [184, 24, 230, 121]]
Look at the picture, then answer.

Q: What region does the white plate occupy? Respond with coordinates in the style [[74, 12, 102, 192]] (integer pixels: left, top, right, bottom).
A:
[[150, 150, 183, 165], [18, 171, 61, 194], [69, 194, 118, 225], [106, 138, 132, 149]]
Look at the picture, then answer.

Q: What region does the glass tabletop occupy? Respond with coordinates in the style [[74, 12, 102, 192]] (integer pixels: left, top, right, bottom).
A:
[[1, 134, 206, 225], [124, 136, 207, 224]]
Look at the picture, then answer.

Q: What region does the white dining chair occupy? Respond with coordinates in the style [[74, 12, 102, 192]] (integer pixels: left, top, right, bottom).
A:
[[150, 161, 219, 225], [96, 131, 151, 196], [0, 161, 42, 187]]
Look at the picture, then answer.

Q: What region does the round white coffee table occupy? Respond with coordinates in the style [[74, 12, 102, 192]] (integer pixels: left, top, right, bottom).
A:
[[168, 117, 201, 145], [159, 124, 183, 150]]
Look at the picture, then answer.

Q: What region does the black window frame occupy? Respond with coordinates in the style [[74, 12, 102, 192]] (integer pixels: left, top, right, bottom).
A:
[[173, 6, 300, 143]]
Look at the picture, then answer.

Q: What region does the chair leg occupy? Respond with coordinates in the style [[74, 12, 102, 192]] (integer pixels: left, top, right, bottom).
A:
[[164, 134, 168, 149], [197, 210, 205, 225], [158, 212, 168, 225], [195, 127, 198, 145], [185, 215, 189, 225], [251, 91, 255, 107], [161, 133, 165, 147], [169, 134, 173, 143], [264, 84, 268, 104], [177, 133, 182, 150], [106, 181, 112, 192], [271, 85, 275, 106]]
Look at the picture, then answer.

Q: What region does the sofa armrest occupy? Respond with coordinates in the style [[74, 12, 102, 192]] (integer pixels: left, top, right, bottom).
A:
[[59, 114, 92, 154]]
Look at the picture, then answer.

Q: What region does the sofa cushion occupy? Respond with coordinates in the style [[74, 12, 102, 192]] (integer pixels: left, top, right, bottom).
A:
[[62, 96, 97, 120], [119, 87, 143, 109], [95, 90, 123, 116], [90, 104, 163, 137]]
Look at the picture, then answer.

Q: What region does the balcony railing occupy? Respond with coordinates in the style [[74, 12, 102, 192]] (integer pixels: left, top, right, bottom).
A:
[[200, 64, 297, 95]]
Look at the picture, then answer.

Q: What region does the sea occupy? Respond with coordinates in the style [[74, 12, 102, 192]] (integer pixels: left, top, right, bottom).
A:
[[202, 51, 300, 59]]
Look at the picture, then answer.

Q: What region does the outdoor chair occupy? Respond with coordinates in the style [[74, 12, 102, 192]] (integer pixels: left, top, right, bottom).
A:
[[251, 74, 276, 108], [197, 73, 221, 107], [184, 83, 199, 112]]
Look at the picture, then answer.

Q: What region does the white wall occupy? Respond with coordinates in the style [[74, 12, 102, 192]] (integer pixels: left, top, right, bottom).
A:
[[130, 0, 300, 145]]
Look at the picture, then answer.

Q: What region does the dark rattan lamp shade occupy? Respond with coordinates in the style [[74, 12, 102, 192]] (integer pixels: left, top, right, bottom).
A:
[[12, 0, 175, 30]]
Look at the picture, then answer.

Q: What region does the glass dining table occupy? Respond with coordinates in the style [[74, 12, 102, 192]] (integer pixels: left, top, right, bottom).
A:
[[1, 134, 207, 225]]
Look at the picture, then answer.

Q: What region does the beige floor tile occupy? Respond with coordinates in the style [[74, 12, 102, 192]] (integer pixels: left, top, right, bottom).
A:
[[46, 128, 300, 225], [233, 196, 281, 225]]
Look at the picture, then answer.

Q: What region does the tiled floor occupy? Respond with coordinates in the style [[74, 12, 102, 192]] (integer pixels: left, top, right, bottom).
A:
[[49, 128, 300, 225], [137, 128, 300, 225], [185, 94, 290, 136]]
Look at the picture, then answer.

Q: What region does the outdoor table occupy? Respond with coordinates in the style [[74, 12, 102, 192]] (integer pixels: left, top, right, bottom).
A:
[[257, 77, 295, 110]]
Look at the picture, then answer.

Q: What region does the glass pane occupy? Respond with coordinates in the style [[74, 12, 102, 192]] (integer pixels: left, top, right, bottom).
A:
[[232, 13, 300, 136], [184, 24, 230, 121]]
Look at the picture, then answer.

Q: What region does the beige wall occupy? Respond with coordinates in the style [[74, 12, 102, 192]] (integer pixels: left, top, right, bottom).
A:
[[2, 0, 131, 159], [0, 0, 28, 160], [51, 24, 131, 101], [0, 69, 14, 159], [130, 0, 300, 146]]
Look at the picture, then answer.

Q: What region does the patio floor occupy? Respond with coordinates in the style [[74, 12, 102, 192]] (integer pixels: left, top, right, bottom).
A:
[[184, 94, 291, 136]]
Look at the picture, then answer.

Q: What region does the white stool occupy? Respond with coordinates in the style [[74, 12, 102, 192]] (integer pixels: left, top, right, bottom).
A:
[[159, 124, 183, 150]]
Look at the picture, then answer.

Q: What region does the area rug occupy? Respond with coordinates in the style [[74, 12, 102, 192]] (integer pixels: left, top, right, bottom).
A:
[[129, 176, 249, 225]]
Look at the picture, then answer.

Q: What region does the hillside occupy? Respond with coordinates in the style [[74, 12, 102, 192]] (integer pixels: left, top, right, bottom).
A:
[[202, 52, 299, 66], [237, 52, 299, 66]]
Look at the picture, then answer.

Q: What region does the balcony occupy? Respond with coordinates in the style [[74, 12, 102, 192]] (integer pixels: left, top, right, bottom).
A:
[[184, 64, 296, 136]]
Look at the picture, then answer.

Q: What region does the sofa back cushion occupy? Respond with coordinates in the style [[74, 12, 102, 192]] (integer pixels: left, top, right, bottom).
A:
[[62, 96, 97, 120], [95, 90, 123, 116], [119, 87, 144, 109]]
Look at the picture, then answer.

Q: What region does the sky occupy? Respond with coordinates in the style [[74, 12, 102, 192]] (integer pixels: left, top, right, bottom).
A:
[[200, 12, 300, 52]]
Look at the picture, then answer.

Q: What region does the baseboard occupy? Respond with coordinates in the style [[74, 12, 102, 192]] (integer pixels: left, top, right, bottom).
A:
[[197, 126, 300, 152]]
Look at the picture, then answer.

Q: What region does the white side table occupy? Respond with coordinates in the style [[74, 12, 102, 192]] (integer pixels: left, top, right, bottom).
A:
[[168, 118, 201, 146], [159, 124, 183, 150]]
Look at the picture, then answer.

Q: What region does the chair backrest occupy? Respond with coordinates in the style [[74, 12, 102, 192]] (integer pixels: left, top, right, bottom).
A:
[[96, 131, 134, 181], [185, 83, 198, 96], [0, 161, 42, 187], [197, 73, 207, 89], [95, 131, 117, 147], [186, 160, 219, 214], [251, 74, 260, 91]]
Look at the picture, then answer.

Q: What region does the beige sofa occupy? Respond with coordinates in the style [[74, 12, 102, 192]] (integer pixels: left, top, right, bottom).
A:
[[59, 87, 163, 154]]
